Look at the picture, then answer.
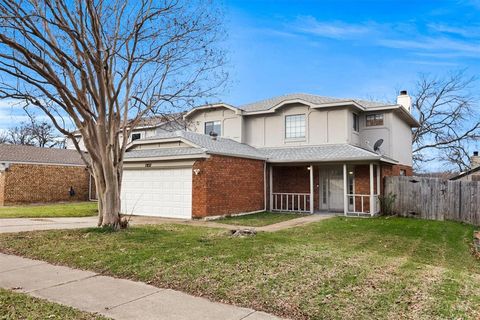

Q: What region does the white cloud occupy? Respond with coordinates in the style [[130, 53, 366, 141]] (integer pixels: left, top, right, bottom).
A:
[[294, 16, 373, 39]]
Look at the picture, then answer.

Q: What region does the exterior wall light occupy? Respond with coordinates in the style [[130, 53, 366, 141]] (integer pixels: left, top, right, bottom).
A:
[[193, 168, 201, 175]]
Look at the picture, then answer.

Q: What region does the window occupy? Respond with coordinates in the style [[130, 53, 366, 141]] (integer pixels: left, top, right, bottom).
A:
[[400, 169, 407, 176], [131, 133, 141, 141], [285, 114, 306, 139], [204, 121, 221, 135], [366, 114, 384, 126], [352, 113, 359, 132]]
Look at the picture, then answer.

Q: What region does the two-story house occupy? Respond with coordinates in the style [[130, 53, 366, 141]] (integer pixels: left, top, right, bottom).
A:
[[121, 92, 419, 219]]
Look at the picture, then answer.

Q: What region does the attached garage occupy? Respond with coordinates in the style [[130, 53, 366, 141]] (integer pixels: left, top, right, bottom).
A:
[[121, 131, 266, 219], [121, 167, 192, 219]]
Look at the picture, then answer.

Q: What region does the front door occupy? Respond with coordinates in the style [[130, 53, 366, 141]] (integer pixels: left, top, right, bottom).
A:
[[319, 166, 344, 212]]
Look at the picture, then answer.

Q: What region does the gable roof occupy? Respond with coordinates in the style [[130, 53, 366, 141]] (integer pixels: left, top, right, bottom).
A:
[[126, 131, 265, 160], [0, 144, 86, 166], [238, 93, 388, 112], [185, 93, 419, 127]]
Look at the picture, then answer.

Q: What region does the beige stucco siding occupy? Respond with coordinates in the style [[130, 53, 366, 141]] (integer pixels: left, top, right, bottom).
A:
[[244, 104, 349, 147], [390, 112, 413, 166], [66, 127, 160, 151], [188, 108, 244, 142]]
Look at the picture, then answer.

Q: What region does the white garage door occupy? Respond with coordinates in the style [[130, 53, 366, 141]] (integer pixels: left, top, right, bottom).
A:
[[121, 168, 192, 219]]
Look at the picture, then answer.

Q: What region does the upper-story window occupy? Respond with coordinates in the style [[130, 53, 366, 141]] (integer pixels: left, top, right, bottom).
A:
[[366, 113, 384, 127], [285, 114, 306, 139], [352, 113, 359, 132], [205, 121, 221, 135], [131, 133, 141, 141]]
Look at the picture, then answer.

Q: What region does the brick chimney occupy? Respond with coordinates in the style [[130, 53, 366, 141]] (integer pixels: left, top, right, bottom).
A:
[[471, 151, 480, 168], [397, 90, 412, 112]]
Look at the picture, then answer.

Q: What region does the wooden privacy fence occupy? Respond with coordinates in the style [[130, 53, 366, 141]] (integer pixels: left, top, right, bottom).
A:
[[384, 176, 480, 226]]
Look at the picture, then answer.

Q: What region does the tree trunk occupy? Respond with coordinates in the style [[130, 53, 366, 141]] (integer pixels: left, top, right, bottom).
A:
[[91, 157, 122, 229]]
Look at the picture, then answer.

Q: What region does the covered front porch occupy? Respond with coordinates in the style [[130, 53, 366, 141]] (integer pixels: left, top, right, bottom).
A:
[[268, 163, 382, 216]]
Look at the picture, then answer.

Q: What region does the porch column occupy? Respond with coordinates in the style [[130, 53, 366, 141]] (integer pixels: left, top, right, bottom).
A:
[[369, 163, 374, 215], [343, 164, 348, 216], [309, 164, 314, 213], [376, 165, 381, 196], [269, 165, 273, 211]]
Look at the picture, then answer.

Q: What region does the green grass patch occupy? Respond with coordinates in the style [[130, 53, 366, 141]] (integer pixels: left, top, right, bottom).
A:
[[0, 202, 97, 218], [0, 217, 479, 319], [0, 288, 107, 319], [216, 211, 307, 227]]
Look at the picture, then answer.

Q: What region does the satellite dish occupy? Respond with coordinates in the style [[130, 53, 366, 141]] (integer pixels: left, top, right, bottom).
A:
[[373, 139, 384, 152]]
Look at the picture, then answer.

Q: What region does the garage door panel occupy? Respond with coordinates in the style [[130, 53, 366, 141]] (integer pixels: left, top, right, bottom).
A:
[[120, 168, 192, 219]]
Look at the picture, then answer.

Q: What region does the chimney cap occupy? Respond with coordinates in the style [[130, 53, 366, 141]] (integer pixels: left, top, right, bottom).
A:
[[474, 151, 479, 156], [400, 90, 408, 95]]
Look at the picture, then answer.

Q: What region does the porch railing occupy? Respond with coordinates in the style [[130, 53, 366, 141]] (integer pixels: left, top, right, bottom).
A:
[[346, 194, 380, 216], [271, 192, 310, 212]]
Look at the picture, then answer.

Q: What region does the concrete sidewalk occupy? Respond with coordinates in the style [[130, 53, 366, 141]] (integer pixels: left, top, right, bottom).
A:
[[0, 216, 98, 233], [0, 213, 334, 234], [0, 253, 280, 320]]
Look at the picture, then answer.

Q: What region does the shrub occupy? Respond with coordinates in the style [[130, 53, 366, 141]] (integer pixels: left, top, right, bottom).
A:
[[379, 192, 397, 216]]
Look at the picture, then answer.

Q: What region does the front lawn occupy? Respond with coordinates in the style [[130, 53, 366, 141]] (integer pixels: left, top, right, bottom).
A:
[[0, 202, 97, 218], [0, 217, 478, 319], [0, 288, 107, 319], [216, 211, 307, 227]]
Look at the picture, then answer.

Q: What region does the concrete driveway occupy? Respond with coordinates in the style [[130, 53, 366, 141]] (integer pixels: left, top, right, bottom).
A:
[[0, 217, 98, 233]]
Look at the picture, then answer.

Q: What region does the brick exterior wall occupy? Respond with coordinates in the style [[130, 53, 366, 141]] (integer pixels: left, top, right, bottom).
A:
[[0, 171, 5, 206], [192, 155, 265, 218], [1, 163, 90, 205], [380, 164, 413, 195]]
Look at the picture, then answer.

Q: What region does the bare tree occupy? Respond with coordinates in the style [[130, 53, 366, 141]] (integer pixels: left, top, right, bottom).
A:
[[0, 129, 9, 144], [412, 71, 480, 171], [0, 0, 226, 228], [6, 122, 36, 145], [28, 117, 60, 148], [1, 116, 60, 147]]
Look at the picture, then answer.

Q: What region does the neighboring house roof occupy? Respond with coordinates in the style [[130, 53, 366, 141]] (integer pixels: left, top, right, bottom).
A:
[[134, 113, 186, 130], [126, 131, 396, 163], [259, 144, 395, 163], [450, 166, 480, 180], [126, 131, 265, 160], [0, 144, 86, 166], [70, 113, 185, 136]]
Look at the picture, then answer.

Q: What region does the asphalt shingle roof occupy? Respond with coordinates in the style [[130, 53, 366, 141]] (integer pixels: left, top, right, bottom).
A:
[[259, 144, 383, 162], [238, 93, 389, 112], [129, 131, 265, 159], [124, 147, 206, 159], [126, 131, 388, 163], [0, 144, 86, 165]]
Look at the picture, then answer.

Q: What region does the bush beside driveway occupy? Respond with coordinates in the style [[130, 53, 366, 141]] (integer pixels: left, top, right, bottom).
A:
[[0, 217, 479, 319]]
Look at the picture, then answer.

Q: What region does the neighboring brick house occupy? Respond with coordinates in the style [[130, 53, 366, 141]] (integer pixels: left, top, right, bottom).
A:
[[0, 144, 92, 205], [120, 92, 419, 219]]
